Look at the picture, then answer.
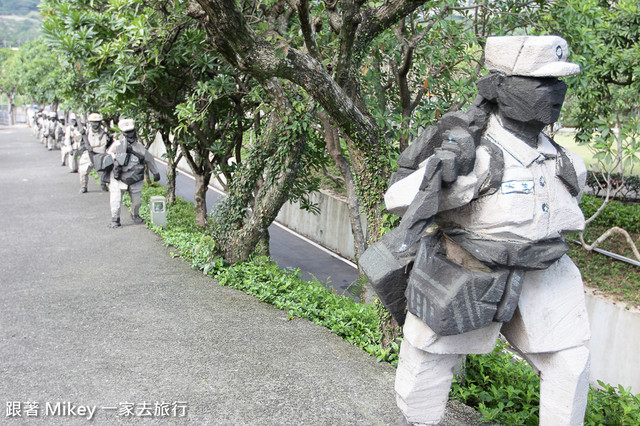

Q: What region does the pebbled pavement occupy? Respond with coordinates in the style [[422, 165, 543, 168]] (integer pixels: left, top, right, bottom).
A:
[[0, 126, 488, 425]]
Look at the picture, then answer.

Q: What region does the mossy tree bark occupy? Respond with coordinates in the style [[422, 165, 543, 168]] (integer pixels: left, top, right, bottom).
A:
[[209, 79, 308, 263], [189, 0, 429, 255]]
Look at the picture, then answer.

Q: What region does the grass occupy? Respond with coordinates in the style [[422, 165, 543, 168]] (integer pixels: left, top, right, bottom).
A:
[[554, 130, 640, 177], [554, 131, 596, 168], [569, 195, 640, 308], [569, 227, 640, 308]]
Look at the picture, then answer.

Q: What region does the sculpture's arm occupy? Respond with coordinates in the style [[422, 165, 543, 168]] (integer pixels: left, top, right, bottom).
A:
[[386, 140, 492, 216]]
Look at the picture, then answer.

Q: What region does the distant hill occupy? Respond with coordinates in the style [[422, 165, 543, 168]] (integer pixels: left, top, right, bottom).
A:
[[0, 1, 41, 47], [0, 0, 40, 16]]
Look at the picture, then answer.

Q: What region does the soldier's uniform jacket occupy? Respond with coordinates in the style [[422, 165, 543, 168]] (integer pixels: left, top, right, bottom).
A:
[[107, 136, 159, 190], [42, 118, 50, 136], [385, 114, 591, 353], [87, 128, 108, 154], [436, 114, 586, 244], [67, 126, 83, 150], [55, 122, 65, 142]]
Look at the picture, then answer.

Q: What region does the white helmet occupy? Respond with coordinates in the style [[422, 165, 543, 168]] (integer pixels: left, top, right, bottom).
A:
[[48, 111, 57, 118], [69, 112, 77, 120], [485, 35, 580, 77], [88, 113, 103, 122], [118, 118, 135, 132]]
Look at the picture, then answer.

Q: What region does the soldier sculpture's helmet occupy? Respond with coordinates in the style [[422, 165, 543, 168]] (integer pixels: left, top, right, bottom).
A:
[[485, 35, 580, 77], [48, 111, 57, 119], [69, 113, 77, 120], [87, 112, 103, 122], [118, 118, 135, 132]]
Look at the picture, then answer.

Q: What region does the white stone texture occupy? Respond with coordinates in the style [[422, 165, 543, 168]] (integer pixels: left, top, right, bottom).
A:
[[501, 255, 591, 353], [523, 346, 591, 426], [118, 118, 135, 132], [402, 254, 589, 357], [87, 112, 103, 121], [485, 36, 580, 77], [437, 115, 586, 242], [385, 165, 426, 216], [395, 338, 463, 425], [403, 311, 501, 355]]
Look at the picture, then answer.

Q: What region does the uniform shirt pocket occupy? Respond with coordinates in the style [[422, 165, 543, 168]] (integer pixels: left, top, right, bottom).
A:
[[464, 167, 535, 229]]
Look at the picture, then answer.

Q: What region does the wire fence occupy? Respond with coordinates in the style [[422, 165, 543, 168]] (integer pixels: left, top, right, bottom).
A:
[[0, 104, 28, 125]]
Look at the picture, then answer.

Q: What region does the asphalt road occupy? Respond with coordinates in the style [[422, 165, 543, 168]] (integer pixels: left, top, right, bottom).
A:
[[155, 162, 362, 298]]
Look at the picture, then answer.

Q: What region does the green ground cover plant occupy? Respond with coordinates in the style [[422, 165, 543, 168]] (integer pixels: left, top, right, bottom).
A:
[[135, 182, 639, 424], [135, 182, 400, 365]]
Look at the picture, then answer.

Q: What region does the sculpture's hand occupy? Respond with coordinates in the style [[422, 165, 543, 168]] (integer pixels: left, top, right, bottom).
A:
[[434, 127, 476, 184]]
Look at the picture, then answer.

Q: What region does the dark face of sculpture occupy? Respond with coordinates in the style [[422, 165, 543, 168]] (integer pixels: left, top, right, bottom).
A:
[[496, 76, 567, 126]]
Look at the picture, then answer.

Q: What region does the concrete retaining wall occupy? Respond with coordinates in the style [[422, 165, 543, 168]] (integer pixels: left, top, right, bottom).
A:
[[149, 133, 226, 194], [149, 133, 639, 394], [586, 289, 640, 393], [275, 191, 357, 261]]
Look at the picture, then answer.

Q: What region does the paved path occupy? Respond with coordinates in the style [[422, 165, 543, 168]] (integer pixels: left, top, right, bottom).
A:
[[0, 126, 487, 425]]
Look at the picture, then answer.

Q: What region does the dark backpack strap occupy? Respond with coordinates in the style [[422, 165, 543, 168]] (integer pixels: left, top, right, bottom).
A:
[[476, 138, 504, 197], [549, 139, 581, 197]]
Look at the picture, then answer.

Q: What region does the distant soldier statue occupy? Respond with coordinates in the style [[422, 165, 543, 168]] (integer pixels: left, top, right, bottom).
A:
[[78, 113, 109, 193], [46, 111, 57, 150], [105, 118, 161, 228], [360, 35, 590, 425], [56, 115, 66, 165], [64, 113, 83, 173]]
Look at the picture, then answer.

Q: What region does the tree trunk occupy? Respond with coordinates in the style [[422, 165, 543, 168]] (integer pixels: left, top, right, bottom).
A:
[[159, 129, 181, 204], [194, 172, 211, 227], [227, 122, 305, 262], [165, 159, 177, 204], [319, 112, 368, 260], [8, 93, 15, 126], [210, 79, 307, 263], [191, 0, 393, 244]]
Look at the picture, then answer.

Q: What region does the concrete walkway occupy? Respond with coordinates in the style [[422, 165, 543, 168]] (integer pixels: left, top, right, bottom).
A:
[[0, 126, 487, 425]]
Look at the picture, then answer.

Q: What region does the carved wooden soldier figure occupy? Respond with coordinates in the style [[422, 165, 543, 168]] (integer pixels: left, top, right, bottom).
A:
[[360, 35, 590, 425]]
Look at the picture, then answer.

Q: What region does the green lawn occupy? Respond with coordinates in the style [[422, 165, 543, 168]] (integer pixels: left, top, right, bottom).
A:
[[554, 130, 595, 167], [554, 129, 640, 176]]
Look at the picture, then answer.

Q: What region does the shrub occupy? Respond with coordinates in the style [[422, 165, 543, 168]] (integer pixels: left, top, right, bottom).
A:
[[580, 195, 640, 233], [586, 173, 640, 202], [214, 257, 399, 364], [586, 381, 640, 425], [451, 340, 540, 425]]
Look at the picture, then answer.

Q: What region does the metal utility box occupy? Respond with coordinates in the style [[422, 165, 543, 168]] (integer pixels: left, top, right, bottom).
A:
[[150, 196, 167, 227]]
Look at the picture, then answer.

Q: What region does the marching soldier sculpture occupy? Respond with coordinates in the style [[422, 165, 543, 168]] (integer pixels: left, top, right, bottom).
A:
[[105, 118, 161, 228], [77, 113, 109, 193], [360, 35, 591, 425]]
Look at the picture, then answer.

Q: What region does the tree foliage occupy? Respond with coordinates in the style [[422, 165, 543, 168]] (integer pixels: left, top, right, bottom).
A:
[[541, 0, 640, 260], [1, 39, 67, 106], [34, 0, 328, 249], [9, 0, 636, 270], [39, 0, 260, 225], [187, 0, 549, 268]]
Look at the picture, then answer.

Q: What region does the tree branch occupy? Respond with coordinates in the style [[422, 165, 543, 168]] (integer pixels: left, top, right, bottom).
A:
[[579, 227, 640, 262], [297, 0, 322, 61]]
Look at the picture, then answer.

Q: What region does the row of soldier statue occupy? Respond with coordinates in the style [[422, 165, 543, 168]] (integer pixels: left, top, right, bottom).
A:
[[30, 111, 160, 228]]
